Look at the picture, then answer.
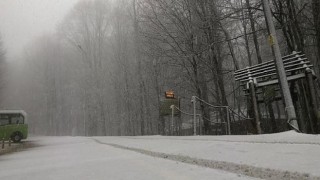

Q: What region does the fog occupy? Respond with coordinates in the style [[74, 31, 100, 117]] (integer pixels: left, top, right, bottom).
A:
[[0, 0, 78, 60], [0, 0, 319, 136]]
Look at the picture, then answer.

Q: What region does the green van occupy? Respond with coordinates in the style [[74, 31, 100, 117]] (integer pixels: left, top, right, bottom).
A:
[[0, 110, 28, 143]]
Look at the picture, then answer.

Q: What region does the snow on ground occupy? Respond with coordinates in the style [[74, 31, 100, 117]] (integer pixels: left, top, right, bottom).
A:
[[93, 131, 320, 177], [0, 131, 319, 180], [0, 136, 258, 180]]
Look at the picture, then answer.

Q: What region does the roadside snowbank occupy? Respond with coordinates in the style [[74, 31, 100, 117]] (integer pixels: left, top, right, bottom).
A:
[[94, 131, 320, 177]]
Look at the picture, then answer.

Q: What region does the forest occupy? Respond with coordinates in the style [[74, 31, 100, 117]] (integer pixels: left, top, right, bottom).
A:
[[0, 0, 319, 136]]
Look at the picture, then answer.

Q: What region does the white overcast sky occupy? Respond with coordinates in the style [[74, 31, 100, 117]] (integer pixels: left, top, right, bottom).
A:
[[0, 0, 79, 60]]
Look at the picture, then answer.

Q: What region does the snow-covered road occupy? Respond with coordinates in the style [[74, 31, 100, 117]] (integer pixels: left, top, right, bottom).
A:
[[93, 131, 320, 178], [0, 136, 257, 180], [0, 131, 319, 180]]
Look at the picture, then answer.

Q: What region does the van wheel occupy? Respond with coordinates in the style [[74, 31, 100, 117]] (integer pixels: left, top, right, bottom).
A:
[[11, 132, 22, 143]]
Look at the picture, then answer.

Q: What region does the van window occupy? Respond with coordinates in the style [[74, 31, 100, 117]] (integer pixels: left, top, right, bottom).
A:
[[0, 115, 9, 125], [11, 115, 24, 124]]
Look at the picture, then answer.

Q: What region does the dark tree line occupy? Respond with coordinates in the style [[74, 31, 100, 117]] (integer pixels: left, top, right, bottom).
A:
[[1, 0, 319, 135]]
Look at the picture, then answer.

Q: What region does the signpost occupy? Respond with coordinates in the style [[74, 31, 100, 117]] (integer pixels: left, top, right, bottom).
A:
[[160, 90, 180, 135]]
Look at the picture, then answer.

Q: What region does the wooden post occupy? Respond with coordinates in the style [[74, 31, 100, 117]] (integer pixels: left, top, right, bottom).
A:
[[267, 102, 278, 133], [178, 97, 182, 136], [299, 80, 312, 133], [199, 115, 202, 135], [9, 139, 11, 147], [226, 107, 231, 135], [2, 138, 4, 149], [159, 116, 165, 135], [264, 86, 278, 133], [306, 68, 319, 133], [249, 80, 262, 134], [192, 96, 197, 136]]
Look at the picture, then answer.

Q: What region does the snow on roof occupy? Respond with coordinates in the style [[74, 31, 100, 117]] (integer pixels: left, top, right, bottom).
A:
[[0, 110, 27, 117]]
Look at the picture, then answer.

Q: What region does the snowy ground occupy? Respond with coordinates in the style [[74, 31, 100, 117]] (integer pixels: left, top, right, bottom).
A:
[[94, 131, 320, 179], [0, 131, 319, 180], [0, 136, 258, 180]]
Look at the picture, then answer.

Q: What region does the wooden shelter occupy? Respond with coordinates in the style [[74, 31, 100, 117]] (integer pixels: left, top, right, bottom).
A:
[[235, 51, 319, 134]]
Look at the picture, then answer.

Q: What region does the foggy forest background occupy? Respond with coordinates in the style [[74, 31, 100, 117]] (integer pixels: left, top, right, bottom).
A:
[[0, 0, 319, 136]]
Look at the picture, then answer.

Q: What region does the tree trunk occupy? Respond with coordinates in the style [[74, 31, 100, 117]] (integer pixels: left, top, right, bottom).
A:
[[313, 0, 320, 74]]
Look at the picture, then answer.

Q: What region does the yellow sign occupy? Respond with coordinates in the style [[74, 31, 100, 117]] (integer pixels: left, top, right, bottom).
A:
[[268, 35, 274, 46], [165, 90, 175, 99]]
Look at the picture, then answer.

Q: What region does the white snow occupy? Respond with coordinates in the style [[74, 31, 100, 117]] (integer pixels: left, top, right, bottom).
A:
[[94, 131, 320, 177], [0, 131, 319, 179], [0, 136, 258, 180]]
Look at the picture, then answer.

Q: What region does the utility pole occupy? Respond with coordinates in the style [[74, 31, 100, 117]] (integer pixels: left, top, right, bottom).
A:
[[262, 0, 299, 131]]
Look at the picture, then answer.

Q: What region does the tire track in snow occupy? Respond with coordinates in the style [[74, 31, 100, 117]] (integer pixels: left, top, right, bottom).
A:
[[92, 138, 319, 180], [120, 136, 320, 146]]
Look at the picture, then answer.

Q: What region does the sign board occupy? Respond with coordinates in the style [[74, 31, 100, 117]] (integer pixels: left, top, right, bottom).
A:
[[268, 35, 275, 46], [165, 90, 175, 99], [160, 99, 180, 116]]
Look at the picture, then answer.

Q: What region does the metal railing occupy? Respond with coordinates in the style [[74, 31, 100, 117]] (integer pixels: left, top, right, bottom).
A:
[[170, 105, 202, 135], [169, 96, 252, 136]]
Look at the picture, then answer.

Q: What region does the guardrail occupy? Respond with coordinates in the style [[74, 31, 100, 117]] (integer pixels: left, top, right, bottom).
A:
[[170, 96, 252, 136], [170, 105, 202, 135]]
